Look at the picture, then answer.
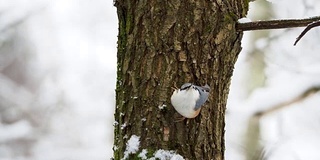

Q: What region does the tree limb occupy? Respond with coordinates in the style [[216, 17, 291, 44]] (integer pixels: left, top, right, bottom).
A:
[[293, 20, 320, 45], [236, 16, 320, 31], [254, 86, 320, 118]]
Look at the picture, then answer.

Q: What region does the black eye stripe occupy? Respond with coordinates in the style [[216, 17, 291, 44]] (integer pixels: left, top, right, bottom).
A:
[[181, 86, 191, 90], [180, 83, 193, 90]]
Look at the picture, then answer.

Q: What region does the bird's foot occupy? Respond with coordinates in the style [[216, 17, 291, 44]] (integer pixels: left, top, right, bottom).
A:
[[174, 114, 185, 122]]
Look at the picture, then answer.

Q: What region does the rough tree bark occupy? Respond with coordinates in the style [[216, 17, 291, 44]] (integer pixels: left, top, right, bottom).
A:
[[114, 0, 248, 159]]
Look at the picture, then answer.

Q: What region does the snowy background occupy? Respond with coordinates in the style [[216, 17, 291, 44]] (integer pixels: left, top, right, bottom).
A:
[[0, 0, 320, 160], [227, 0, 320, 159], [0, 0, 116, 159]]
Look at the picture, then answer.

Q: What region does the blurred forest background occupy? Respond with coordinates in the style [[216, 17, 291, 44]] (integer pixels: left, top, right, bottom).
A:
[[0, 0, 320, 160]]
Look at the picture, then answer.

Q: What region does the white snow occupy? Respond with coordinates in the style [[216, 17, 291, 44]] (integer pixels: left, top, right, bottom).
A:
[[138, 149, 148, 159], [226, 0, 320, 160], [0, 120, 32, 142], [151, 149, 184, 160], [158, 104, 167, 110], [238, 17, 252, 23], [0, 0, 116, 159], [113, 121, 119, 126], [121, 122, 127, 130], [137, 149, 185, 160], [1, 0, 320, 160], [123, 135, 140, 159]]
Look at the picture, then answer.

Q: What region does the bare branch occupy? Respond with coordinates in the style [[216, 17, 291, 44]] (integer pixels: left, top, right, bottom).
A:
[[254, 86, 320, 118], [294, 20, 320, 45], [236, 16, 320, 31]]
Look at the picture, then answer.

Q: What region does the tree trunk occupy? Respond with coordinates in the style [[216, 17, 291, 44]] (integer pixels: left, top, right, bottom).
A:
[[113, 0, 248, 159]]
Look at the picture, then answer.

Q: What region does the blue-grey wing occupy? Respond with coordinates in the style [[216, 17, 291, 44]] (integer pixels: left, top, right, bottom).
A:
[[194, 85, 210, 110]]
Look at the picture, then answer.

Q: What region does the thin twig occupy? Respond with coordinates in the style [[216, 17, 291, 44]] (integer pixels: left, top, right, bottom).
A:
[[294, 20, 320, 45], [236, 16, 320, 31]]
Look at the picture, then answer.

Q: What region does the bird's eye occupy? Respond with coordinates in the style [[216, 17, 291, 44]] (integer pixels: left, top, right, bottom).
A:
[[181, 83, 193, 90]]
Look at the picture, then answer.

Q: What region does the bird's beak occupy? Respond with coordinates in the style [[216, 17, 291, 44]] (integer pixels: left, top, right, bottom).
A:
[[171, 87, 178, 91], [171, 84, 178, 91]]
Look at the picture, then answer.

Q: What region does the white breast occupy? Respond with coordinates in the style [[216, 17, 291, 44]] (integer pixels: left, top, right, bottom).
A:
[[170, 88, 200, 118]]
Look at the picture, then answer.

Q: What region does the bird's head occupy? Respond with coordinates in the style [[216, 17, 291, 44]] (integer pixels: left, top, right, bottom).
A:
[[180, 83, 193, 90]]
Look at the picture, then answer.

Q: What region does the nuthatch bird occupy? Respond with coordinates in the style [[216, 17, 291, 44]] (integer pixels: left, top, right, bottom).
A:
[[170, 83, 210, 120]]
